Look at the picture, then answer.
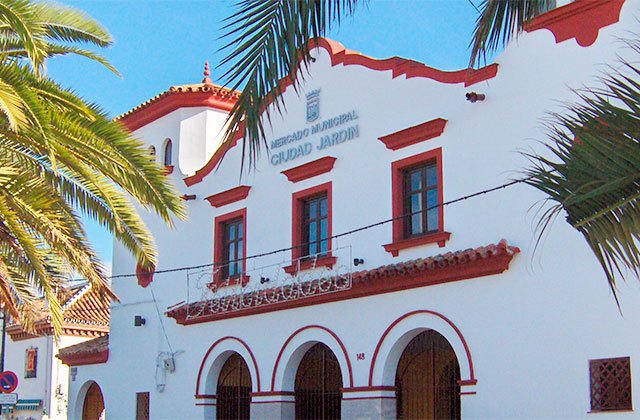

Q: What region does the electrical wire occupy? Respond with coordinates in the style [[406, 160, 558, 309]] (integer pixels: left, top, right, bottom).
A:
[[53, 175, 536, 317], [98, 174, 533, 280], [149, 283, 174, 354]]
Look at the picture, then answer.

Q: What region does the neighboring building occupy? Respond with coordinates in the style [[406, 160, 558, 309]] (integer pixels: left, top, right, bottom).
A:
[[62, 1, 640, 419], [3, 284, 109, 420]]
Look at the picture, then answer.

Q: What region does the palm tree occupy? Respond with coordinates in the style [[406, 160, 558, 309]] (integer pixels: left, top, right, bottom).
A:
[[219, 0, 640, 294], [0, 0, 186, 334]]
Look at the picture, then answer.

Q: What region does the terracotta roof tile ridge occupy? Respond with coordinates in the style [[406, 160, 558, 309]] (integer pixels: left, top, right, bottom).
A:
[[58, 334, 109, 357], [167, 240, 520, 316], [61, 283, 91, 311]]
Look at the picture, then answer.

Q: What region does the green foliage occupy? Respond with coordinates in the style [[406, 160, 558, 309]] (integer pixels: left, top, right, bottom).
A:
[[219, 0, 359, 169], [469, 0, 555, 67], [0, 0, 186, 334], [524, 38, 640, 297]]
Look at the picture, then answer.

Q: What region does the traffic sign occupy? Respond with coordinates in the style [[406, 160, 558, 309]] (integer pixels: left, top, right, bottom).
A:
[[0, 371, 18, 393], [0, 393, 17, 405]]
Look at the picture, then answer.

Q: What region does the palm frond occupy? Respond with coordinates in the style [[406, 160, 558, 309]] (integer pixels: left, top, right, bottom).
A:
[[469, 0, 555, 68], [524, 37, 640, 296], [219, 0, 360, 169]]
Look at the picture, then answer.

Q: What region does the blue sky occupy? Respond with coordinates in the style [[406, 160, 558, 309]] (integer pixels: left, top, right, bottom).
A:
[[47, 0, 485, 270]]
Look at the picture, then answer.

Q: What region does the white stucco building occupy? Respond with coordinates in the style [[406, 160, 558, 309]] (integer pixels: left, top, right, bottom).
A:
[[3, 283, 109, 420], [62, 1, 640, 418]]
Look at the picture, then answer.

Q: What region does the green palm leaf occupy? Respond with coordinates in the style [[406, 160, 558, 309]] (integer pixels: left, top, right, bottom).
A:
[[469, 0, 555, 67], [0, 0, 186, 334], [524, 38, 640, 297], [219, 0, 359, 168]]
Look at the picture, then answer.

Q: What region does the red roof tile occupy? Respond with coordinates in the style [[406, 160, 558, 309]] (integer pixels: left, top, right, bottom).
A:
[[57, 335, 109, 366], [167, 240, 520, 325]]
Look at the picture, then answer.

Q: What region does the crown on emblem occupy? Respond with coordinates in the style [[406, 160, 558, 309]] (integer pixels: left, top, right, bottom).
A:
[[306, 89, 321, 100]]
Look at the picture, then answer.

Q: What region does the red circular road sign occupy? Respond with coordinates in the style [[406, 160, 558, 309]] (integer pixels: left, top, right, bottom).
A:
[[0, 371, 18, 393]]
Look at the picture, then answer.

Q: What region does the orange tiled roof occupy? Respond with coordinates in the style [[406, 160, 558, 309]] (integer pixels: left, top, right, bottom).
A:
[[7, 283, 110, 340], [57, 335, 109, 366], [167, 240, 520, 325]]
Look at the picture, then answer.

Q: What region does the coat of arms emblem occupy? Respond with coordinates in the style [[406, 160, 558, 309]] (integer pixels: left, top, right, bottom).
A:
[[306, 90, 320, 123]]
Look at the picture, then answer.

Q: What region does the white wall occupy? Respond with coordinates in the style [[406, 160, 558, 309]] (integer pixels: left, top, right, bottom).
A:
[[67, 1, 640, 418]]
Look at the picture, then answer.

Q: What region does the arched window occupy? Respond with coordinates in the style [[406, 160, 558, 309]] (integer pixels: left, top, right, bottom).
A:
[[295, 343, 342, 419], [216, 353, 251, 420], [82, 382, 105, 420], [163, 139, 173, 166], [149, 146, 156, 161], [395, 330, 460, 419]]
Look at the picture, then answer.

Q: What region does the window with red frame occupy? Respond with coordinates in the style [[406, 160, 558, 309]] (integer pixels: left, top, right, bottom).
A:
[[302, 193, 329, 258], [384, 148, 449, 256], [403, 162, 439, 237], [214, 209, 247, 284], [285, 183, 334, 274], [221, 218, 243, 278]]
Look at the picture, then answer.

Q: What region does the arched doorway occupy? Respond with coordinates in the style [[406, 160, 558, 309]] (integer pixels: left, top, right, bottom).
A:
[[395, 330, 460, 419], [82, 382, 105, 420], [295, 343, 342, 419], [216, 353, 251, 420]]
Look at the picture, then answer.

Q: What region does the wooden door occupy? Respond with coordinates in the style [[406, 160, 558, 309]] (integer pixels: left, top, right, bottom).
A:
[[395, 330, 461, 419], [82, 382, 105, 420]]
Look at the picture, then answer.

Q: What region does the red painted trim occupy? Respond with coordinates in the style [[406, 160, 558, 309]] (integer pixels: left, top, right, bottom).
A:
[[136, 263, 154, 288], [213, 208, 247, 287], [195, 403, 216, 406], [270, 325, 353, 391], [458, 379, 478, 386], [281, 156, 337, 183], [290, 182, 332, 264], [460, 391, 477, 396], [342, 386, 396, 393], [383, 231, 451, 257], [250, 391, 295, 397], [282, 255, 337, 276], [183, 128, 242, 187], [389, 148, 447, 255], [194, 394, 216, 399], [205, 186, 251, 208], [525, 0, 625, 47], [163, 165, 174, 175], [168, 247, 516, 325], [181, 39, 498, 187], [195, 336, 261, 397], [119, 89, 238, 132], [58, 349, 109, 366], [310, 38, 498, 87], [368, 310, 475, 387], [379, 119, 447, 151]]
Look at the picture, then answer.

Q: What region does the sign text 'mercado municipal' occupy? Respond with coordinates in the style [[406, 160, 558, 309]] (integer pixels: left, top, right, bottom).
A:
[[269, 110, 359, 166]]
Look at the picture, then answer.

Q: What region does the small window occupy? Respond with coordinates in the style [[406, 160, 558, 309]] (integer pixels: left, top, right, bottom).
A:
[[222, 218, 244, 278], [590, 357, 632, 412], [384, 148, 449, 256], [284, 182, 335, 275], [214, 208, 247, 286], [403, 162, 439, 238], [163, 139, 173, 167], [25, 347, 37, 378], [302, 193, 329, 258], [148, 146, 156, 160], [136, 392, 150, 420]]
